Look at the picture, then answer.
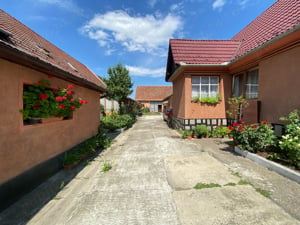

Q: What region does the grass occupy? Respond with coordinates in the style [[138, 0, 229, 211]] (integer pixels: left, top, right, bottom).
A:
[[224, 182, 237, 186], [255, 188, 271, 198], [231, 171, 242, 178], [238, 180, 252, 185], [194, 183, 221, 189], [102, 161, 112, 172]]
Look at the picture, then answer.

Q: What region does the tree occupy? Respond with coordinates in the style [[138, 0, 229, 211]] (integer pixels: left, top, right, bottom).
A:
[[102, 63, 133, 113]]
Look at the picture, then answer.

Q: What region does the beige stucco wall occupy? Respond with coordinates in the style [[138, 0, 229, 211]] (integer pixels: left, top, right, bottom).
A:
[[258, 45, 300, 123], [0, 59, 101, 183]]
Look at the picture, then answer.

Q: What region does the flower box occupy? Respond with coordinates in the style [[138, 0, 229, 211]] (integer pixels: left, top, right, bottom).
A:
[[41, 117, 63, 124]]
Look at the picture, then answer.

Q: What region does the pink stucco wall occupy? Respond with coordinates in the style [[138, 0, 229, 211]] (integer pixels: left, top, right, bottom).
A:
[[0, 59, 101, 183], [258, 45, 300, 123], [172, 71, 230, 119]]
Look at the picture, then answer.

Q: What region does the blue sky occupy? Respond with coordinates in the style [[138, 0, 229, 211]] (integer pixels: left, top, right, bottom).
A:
[[1, 0, 276, 98]]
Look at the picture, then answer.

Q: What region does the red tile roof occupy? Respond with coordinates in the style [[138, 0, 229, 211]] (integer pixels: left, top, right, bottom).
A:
[[170, 39, 241, 65], [168, 0, 300, 67], [232, 0, 300, 58], [135, 86, 172, 101], [0, 10, 106, 90]]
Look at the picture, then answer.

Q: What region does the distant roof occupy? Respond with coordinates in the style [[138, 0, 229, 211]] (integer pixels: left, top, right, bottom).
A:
[[0, 10, 106, 91], [135, 86, 173, 101], [170, 39, 241, 65], [167, 0, 300, 70], [232, 0, 300, 58]]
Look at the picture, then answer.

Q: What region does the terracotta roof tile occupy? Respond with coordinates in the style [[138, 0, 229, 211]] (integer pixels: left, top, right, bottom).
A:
[[232, 0, 300, 58], [135, 86, 172, 101], [0, 10, 106, 89], [170, 39, 241, 65]]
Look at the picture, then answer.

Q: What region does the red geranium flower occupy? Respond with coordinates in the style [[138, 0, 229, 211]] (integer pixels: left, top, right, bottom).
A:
[[52, 89, 58, 94], [33, 101, 40, 110], [59, 104, 65, 108], [233, 123, 239, 127], [84, 100, 88, 104], [238, 126, 243, 131], [67, 84, 73, 89], [262, 120, 268, 124], [228, 126, 234, 131], [39, 93, 49, 100], [56, 96, 63, 102], [70, 98, 74, 102], [66, 90, 74, 95], [62, 96, 67, 100], [239, 120, 244, 123], [70, 105, 76, 110], [79, 99, 84, 104]]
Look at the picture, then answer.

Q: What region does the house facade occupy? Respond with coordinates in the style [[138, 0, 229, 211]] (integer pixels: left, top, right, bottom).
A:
[[135, 86, 172, 112], [165, 0, 300, 131], [0, 10, 106, 209]]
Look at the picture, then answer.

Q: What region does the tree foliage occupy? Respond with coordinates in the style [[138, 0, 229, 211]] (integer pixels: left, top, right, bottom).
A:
[[102, 63, 133, 105]]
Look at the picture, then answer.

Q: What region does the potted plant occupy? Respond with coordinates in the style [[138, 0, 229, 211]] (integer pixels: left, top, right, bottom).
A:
[[199, 94, 221, 105], [182, 130, 193, 139], [20, 78, 88, 124], [194, 125, 210, 138]]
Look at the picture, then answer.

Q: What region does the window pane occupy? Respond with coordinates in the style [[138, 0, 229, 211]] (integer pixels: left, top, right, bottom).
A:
[[201, 76, 209, 84], [192, 76, 200, 84], [210, 76, 218, 84], [200, 85, 209, 97], [192, 86, 199, 97], [246, 69, 259, 99], [210, 85, 218, 97], [233, 75, 242, 97]]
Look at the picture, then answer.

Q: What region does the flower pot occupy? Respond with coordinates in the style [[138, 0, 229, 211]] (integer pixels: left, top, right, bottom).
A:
[[187, 135, 192, 140], [41, 117, 63, 124], [28, 117, 41, 124], [63, 163, 77, 170]]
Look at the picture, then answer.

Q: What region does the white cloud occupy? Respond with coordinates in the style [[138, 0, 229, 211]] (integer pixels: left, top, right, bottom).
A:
[[36, 0, 83, 15], [80, 10, 182, 55], [125, 65, 165, 78], [212, 0, 226, 10], [238, 0, 249, 7]]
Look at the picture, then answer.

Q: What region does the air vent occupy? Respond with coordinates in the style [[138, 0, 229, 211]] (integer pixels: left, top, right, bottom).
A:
[[0, 28, 12, 42], [67, 62, 78, 72]]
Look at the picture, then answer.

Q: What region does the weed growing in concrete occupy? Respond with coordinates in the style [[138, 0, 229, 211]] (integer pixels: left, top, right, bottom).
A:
[[255, 188, 271, 198], [224, 182, 237, 186], [194, 183, 221, 189], [231, 171, 242, 178], [238, 180, 252, 185], [59, 181, 65, 190], [102, 161, 112, 172]]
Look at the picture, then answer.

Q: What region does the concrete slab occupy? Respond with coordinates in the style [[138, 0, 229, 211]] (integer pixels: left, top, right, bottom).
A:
[[173, 186, 300, 225], [165, 152, 240, 189]]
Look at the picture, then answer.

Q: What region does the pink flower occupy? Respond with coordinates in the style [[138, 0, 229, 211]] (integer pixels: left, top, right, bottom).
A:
[[70, 98, 74, 102], [70, 105, 76, 110], [62, 96, 67, 100], [67, 84, 73, 89], [79, 99, 84, 104], [59, 104, 65, 108], [56, 96, 63, 102], [84, 100, 88, 104]]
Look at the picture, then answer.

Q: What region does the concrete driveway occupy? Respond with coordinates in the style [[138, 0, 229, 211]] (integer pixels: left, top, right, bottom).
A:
[[2, 115, 300, 225]]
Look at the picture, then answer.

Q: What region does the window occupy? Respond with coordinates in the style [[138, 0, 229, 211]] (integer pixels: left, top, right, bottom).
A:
[[192, 76, 219, 98], [233, 74, 243, 97], [245, 69, 259, 99]]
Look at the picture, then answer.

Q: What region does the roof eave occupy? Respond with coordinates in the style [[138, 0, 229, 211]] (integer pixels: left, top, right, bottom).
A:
[[231, 24, 300, 64], [167, 62, 229, 82], [0, 41, 107, 93]]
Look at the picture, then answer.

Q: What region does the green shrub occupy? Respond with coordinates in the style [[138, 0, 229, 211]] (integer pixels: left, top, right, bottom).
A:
[[182, 130, 192, 139], [279, 110, 300, 168], [229, 120, 275, 152], [194, 125, 210, 137], [212, 126, 231, 137], [100, 113, 135, 131]]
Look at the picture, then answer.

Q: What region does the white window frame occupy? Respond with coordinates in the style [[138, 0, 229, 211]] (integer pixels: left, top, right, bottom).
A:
[[192, 76, 219, 98], [245, 69, 259, 99]]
